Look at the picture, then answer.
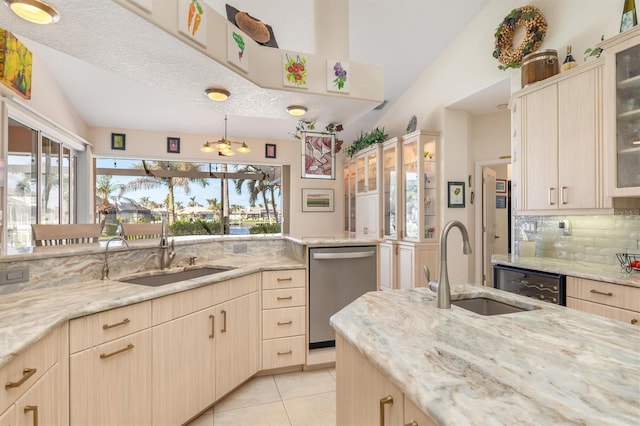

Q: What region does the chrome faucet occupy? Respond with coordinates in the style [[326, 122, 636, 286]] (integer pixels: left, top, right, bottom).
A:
[[102, 236, 130, 280], [435, 220, 472, 309], [160, 221, 176, 270]]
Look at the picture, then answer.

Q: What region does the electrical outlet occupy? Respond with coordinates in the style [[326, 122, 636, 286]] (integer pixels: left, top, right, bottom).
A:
[[0, 267, 29, 286]]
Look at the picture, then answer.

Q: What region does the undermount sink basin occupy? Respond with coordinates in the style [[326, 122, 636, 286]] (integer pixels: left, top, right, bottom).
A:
[[118, 267, 232, 286], [452, 297, 539, 316]]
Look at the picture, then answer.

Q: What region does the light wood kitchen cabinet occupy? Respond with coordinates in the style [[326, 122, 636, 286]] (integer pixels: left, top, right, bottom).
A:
[[405, 398, 437, 426], [215, 291, 261, 399], [0, 322, 68, 426], [343, 158, 357, 235], [0, 405, 14, 426], [152, 307, 216, 426], [70, 329, 152, 425], [566, 276, 639, 326], [336, 334, 436, 426], [398, 242, 437, 289], [15, 364, 63, 426], [261, 269, 306, 370], [517, 61, 607, 212], [601, 25, 640, 197], [382, 137, 400, 240]]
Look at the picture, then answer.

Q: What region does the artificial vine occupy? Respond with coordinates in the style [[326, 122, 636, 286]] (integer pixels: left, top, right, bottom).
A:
[[346, 127, 388, 156]]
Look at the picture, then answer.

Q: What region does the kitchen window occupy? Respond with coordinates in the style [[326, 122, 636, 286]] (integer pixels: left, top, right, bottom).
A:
[[94, 158, 282, 237]]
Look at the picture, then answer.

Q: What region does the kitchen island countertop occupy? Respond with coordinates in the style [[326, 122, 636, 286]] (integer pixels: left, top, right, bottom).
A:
[[330, 285, 640, 425]]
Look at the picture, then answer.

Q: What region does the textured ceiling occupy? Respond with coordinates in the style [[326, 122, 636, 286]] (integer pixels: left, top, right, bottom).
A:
[[0, 0, 497, 142]]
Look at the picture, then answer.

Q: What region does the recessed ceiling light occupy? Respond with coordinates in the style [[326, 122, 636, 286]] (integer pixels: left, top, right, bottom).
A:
[[4, 0, 60, 24], [287, 105, 307, 116], [205, 88, 230, 102]]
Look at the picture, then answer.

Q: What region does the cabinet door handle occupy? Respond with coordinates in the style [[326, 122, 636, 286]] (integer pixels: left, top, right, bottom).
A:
[[277, 321, 292, 326], [631, 319, 638, 325], [102, 318, 130, 330], [221, 310, 227, 333], [560, 186, 568, 205], [404, 422, 419, 426], [277, 296, 293, 301], [24, 405, 38, 426], [209, 314, 215, 339], [548, 187, 555, 205], [277, 350, 292, 356], [590, 289, 613, 296], [5, 368, 37, 389], [379, 395, 394, 426], [277, 277, 293, 282], [100, 343, 134, 359]]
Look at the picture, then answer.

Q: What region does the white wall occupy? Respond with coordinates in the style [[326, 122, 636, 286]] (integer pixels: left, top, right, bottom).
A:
[[372, 0, 620, 283], [89, 127, 344, 237]]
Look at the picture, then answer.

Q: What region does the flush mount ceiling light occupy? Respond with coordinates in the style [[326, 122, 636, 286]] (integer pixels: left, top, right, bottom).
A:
[[205, 88, 230, 102], [203, 115, 249, 155], [287, 105, 307, 116], [4, 0, 60, 24]]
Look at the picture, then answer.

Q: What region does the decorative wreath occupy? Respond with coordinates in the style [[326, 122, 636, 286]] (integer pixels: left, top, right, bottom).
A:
[[493, 5, 547, 70]]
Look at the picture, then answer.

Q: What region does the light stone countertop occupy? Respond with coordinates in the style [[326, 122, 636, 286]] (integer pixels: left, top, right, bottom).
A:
[[330, 285, 640, 425], [492, 254, 640, 287], [0, 255, 303, 369]]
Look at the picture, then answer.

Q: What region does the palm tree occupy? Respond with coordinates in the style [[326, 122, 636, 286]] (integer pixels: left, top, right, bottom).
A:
[[206, 197, 221, 218], [126, 161, 207, 224], [96, 175, 125, 215], [233, 166, 279, 222], [188, 196, 201, 208]]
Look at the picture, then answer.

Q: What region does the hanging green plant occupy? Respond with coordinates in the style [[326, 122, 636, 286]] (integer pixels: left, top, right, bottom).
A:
[[346, 127, 388, 156]]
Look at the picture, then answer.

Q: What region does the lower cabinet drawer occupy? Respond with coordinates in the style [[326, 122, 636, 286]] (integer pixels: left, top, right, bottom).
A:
[[262, 288, 305, 309], [262, 307, 305, 339], [567, 297, 640, 326], [566, 277, 640, 312], [262, 336, 306, 370]]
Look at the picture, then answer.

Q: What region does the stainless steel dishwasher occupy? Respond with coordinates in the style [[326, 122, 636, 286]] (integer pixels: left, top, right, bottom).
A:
[[308, 245, 377, 349]]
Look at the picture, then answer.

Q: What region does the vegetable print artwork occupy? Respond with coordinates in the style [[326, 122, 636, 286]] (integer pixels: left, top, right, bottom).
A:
[[302, 132, 335, 179], [227, 28, 248, 72], [327, 60, 350, 93], [283, 53, 308, 88], [178, 0, 206, 46]]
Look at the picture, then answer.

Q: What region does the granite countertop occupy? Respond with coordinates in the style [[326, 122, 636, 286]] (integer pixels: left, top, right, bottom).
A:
[[0, 255, 304, 369], [492, 254, 640, 287], [331, 285, 640, 425]]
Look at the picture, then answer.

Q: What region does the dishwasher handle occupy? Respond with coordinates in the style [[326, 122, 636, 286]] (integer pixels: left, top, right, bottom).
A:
[[312, 250, 375, 260]]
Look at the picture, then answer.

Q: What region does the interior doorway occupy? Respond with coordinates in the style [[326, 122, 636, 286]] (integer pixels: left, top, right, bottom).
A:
[[474, 159, 511, 287]]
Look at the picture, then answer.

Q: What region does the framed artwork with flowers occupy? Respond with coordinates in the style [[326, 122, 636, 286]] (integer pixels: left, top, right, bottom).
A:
[[302, 132, 335, 179], [327, 60, 350, 93]]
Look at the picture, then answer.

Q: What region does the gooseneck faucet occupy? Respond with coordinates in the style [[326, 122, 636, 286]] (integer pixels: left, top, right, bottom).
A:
[[102, 236, 130, 280], [435, 220, 472, 309], [160, 221, 176, 270]]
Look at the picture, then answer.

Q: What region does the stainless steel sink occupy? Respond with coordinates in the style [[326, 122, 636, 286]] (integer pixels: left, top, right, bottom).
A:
[[118, 267, 232, 286], [452, 297, 539, 316]]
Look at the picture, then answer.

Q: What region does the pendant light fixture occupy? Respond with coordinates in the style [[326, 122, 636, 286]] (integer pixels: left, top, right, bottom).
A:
[[201, 115, 250, 154], [4, 0, 60, 24]]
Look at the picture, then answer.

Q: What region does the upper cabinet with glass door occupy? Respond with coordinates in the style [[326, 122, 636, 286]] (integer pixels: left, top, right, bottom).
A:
[[343, 158, 356, 235], [355, 145, 379, 195], [602, 25, 640, 197], [402, 130, 439, 242], [382, 138, 400, 239]]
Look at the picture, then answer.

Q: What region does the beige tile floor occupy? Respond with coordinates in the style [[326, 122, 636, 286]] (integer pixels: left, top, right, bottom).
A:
[[188, 368, 336, 426]]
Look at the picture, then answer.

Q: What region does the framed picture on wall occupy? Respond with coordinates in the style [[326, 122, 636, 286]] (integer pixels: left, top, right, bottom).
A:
[[496, 179, 507, 193], [302, 188, 334, 212], [111, 133, 126, 150], [167, 137, 180, 153], [302, 132, 335, 179], [447, 181, 465, 208], [265, 143, 277, 159], [496, 195, 507, 209]]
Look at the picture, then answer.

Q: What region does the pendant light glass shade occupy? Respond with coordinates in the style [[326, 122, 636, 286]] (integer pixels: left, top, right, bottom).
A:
[[236, 142, 250, 153], [201, 141, 216, 153], [202, 115, 249, 155], [5, 0, 60, 24]]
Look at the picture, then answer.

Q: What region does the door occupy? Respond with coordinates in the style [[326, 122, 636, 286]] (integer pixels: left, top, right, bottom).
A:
[[483, 167, 497, 287]]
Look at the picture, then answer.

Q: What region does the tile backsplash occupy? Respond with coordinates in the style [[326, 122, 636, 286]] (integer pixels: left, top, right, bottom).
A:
[[515, 215, 640, 266]]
